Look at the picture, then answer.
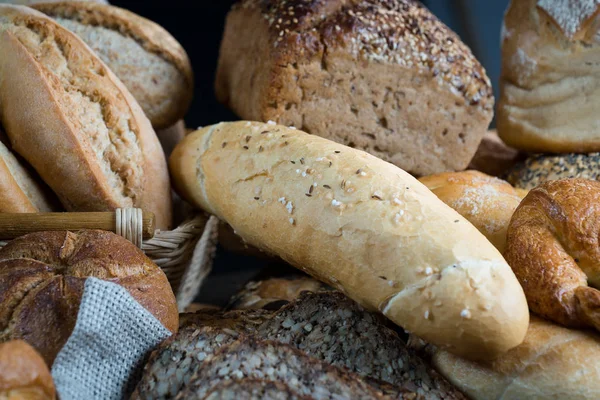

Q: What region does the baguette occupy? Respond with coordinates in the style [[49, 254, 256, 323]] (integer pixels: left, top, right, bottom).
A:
[[169, 121, 529, 359], [32, 1, 193, 129], [0, 130, 58, 212], [0, 5, 172, 229]]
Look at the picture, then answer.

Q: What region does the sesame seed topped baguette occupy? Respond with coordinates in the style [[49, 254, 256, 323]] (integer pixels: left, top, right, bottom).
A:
[[0, 5, 172, 229], [169, 121, 529, 360]]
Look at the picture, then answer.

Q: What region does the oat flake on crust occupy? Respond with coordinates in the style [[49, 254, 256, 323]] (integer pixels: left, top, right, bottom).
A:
[[537, 0, 600, 38]]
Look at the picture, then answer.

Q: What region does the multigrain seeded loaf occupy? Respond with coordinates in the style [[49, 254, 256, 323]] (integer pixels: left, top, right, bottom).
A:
[[202, 379, 311, 400], [32, 1, 193, 129], [0, 5, 172, 229], [176, 338, 395, 400], [257, 291, 465, 400], [170, 121, 529, 360], [215, 0, 494, 176], [506, 153, 600, 190], [0, 129, 59, 213]]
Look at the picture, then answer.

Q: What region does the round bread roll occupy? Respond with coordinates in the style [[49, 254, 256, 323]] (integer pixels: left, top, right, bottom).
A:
[[498, 0, 600, 152], [0, 340, 56, 400], [0, 230, 179, 366], [430, 316, 600, 400], [419, 171, 525, 253], [506, 179, 600, 332], [506, 153, 600, 190], [467, 130, 523, 178]]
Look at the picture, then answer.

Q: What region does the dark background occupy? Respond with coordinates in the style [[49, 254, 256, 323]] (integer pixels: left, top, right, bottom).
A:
[[109, 0, 511, 305]]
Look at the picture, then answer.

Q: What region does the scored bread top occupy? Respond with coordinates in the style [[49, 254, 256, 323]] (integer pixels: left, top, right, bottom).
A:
[[537, 0, 600, 39], [32, 1, 193, 128], [235, 0, 492, 109], [0, 5, 172, 228]]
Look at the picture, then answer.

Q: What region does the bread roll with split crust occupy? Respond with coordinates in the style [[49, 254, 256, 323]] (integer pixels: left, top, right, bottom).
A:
[[419, 171, 525, 253], [430, 316, 600, 400], [170, 121, 529, 360], [0, 5, 172, 229]]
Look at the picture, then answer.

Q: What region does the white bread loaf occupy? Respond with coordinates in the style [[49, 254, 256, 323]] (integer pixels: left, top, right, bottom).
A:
[[0, 5, 172, 229], [430, 316, 600, 400], [170, 121, 529, 360]]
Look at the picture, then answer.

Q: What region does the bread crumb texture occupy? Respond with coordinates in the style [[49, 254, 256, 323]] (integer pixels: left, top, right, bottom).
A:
[[0, 12, 143, 205], [238, 0, 492, 108]]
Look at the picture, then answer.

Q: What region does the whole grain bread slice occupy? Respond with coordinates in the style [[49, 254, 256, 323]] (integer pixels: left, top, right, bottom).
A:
[[176, 337, 393, 400], [32, 1, 193, 129], [201, 379, 311, 400]]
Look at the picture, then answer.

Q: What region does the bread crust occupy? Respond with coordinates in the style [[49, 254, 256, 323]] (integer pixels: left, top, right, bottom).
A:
[[0, 5, 172, 229], [170, 121, 529, 360], [419, 170, 524, 253], [498, 0, 600, 152], [431, 316, 600, 400], [506, 178, 600, 332], [216, 0, 493, 176], [0, 340, 56, 400], [0, 230, 178, 366], [467, 130, 523, 178], [32, 1, 193, 129]]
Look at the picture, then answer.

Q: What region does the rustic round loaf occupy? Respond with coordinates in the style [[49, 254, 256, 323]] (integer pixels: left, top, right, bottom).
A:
[[0, 230, 179, 366], [506, 179, 600, 332], [506, 153, 600, 190], [0, 340, 56, 400]]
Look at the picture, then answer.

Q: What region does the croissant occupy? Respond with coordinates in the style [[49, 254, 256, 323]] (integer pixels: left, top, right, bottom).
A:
[[505, 179, 600, 331]]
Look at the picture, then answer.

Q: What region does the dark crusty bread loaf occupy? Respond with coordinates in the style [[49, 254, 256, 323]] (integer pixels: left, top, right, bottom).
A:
[[216, 0, 494, 176], [176, 338, 393, 400], [0, 340, 56, 400], [0, 5, 172, 229], [0, 230, 178, 366], [467, 130, 523, 178], [257, 291, 465, 399], [32, 1, 193, 129], [506, 153, 600, 190], [202, 379, 310, 400]]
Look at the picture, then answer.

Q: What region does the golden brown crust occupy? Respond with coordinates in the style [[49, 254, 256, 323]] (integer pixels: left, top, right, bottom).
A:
[[0, 230, 178, 365], [498, 0, 600, 152], [170, 121, 529, 360], [32, 1, 193, 129], [431, 316, 600, 400], [467, 130, 524, 178], [216, 0, 493, 176], [0, 5, 172, 229], [0, 340, 56, 400], [419, 170, 523, 253], [506, 179, 600, 331]]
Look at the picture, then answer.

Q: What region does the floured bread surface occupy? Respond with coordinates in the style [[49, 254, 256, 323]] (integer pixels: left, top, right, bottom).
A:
[[33, 2, 193, 129], [537, 0, 600, 39], [0, 5, 172, 228]]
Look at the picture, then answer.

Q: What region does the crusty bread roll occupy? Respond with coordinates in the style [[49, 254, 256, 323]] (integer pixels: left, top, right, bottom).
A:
[[419, 171, 524, 253], [498, 0, 600, 152], [170, 121, 529, 360], [467, 130, 523, 178], [33, 1, 193, 129], [0, 340, 56, 400], [0, 5, 172, 229], [0, 230, 178, 365], [506, 179, 600, 332], [507, 153, 600, 190], [216, 0, 494, 177], [0, 130, 58, 213], [430, 316, 600, 400]]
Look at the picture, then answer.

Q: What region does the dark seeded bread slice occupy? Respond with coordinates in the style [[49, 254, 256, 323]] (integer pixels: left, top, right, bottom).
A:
[[257, 292, 465, 400], [176, 337, 392, 400], [178, 308, 272, 330], [201, 379, 311, 400]]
